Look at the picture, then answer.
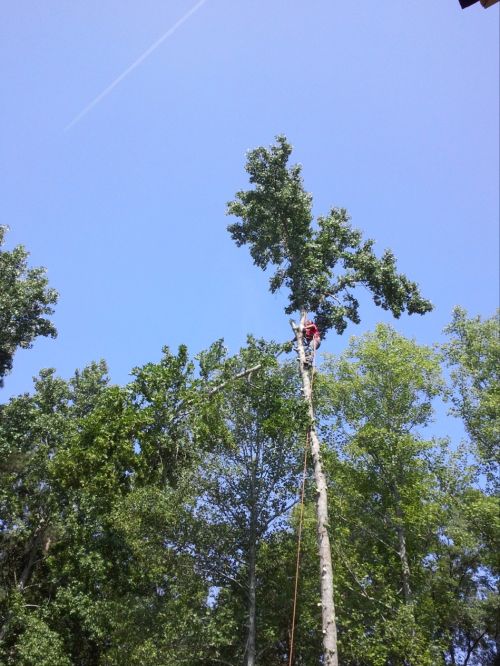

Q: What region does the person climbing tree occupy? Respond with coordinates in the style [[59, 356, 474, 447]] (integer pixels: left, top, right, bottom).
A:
[[227, 135, 432, 666], [303, 320, 321, 367]]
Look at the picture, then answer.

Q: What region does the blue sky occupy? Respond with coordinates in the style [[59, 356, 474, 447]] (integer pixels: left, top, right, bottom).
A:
[[1, 0, 498, 400]]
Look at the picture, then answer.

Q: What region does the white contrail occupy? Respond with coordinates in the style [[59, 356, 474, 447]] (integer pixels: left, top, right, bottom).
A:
[[65, 0, 208, 131]]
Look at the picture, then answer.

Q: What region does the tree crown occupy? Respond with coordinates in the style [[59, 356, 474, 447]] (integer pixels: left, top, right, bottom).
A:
[[227, 136, 432, 334], [0, 226, 58, 386]]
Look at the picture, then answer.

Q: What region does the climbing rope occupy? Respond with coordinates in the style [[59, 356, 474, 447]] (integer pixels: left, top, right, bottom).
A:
[[288, 337, 317, 666]]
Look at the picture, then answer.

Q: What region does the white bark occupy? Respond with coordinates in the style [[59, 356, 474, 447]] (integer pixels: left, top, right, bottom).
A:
[[392, 484, 412, 604], [291, 313, 339, 666]]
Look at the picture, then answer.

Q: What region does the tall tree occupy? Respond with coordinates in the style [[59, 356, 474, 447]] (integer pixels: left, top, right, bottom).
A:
[[194, 353, 304, 665], [317, 324, 499, 665], [0, 226, 58, 387], [1, 336, 293, 665], [0, 345, 229, 665], [227, 135, 432, 665], [443, 307, 499, 483], [319, 324, 447, 664]]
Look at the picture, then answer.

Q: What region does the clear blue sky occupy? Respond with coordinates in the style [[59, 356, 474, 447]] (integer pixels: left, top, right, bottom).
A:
[[1, 0, 498, 399]]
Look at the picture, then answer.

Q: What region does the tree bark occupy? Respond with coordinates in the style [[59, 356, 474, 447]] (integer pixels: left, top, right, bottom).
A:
[[392, 484, 412, 604], [246, 455, 258, 666], [247, 516, 257, 666], [291, 312, 339, 666]]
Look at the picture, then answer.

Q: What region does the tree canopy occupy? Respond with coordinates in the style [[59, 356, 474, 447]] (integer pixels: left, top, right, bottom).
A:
[[227, 136, 432, 334], [443, 307, 500, 481], [0, 226, 58, 387], [1, 184, 498, 665]]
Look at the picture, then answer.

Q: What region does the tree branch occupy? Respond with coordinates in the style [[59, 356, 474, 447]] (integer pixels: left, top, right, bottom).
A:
[[207, 364, 264, 397], [463, 631, 487, 666]]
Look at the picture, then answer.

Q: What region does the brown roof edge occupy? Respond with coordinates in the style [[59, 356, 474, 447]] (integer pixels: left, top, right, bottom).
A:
[[459, 0, 499, 7]]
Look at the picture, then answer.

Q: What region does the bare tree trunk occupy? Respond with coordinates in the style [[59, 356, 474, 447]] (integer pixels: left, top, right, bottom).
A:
[[395, 522, 411, 604], [291, 312, 339, 666], [392, 484, 412, 604], [246, 450, 258, 666]]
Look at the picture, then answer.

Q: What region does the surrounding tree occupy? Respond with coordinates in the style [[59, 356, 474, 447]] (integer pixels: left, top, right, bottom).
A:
[[0, 348, 226, 664], [227, 135, 432, 665], [2, 225, 496, 666], [193, 354, 304, 665], [317, 324, 499, 665], [0, 226, 58, 387], [443, 307, 499, 482]]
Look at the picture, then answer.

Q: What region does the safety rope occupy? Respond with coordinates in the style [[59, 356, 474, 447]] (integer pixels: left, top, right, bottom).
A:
[[288, 337, 317, 666]]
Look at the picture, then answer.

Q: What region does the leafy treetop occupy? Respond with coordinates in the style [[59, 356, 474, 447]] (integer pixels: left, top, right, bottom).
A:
[[0, 226, 58, 386], [227, 135, 432, 335], [443, 307, 499, 478]]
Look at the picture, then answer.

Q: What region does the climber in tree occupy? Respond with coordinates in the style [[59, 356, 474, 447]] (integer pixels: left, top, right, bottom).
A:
[[304, 319, 321, 349], [227, 135, 433, 666], [303, 319, 321, 366]]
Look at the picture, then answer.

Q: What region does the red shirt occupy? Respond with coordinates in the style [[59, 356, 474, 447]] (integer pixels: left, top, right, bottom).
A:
[[304, 321, 320, 341]]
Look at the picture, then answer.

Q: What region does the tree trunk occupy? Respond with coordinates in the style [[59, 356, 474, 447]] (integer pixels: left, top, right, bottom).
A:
[[247, 521, 257, 666], [392, 484, 412, 604], [291, 312, 339, 666], [0, 526, 50, 642], [246, 453, 258, 666]]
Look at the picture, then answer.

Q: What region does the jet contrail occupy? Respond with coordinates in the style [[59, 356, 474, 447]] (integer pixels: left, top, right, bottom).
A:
[[65, 0, 208, 131]]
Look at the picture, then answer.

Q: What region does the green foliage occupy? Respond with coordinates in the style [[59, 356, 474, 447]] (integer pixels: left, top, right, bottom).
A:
[[0, 349, 222, 665], [1, 224, 497, 665], [321, 323, 444, 431], [227, 136, 432, 334], [435, 484, 500, 666], [443, 307, 500, 479], [1, 322, 498, 664], [255, 504, 323, 665], [0, 226, 58, 386], [317, 324, 499, 665], [5, 593, 71, 666], [0, 333, 303, 665], [191, 353, 306, 663]]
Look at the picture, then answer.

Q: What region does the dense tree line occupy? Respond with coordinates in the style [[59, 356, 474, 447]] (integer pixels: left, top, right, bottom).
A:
[[0, 137, 498, 666]]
